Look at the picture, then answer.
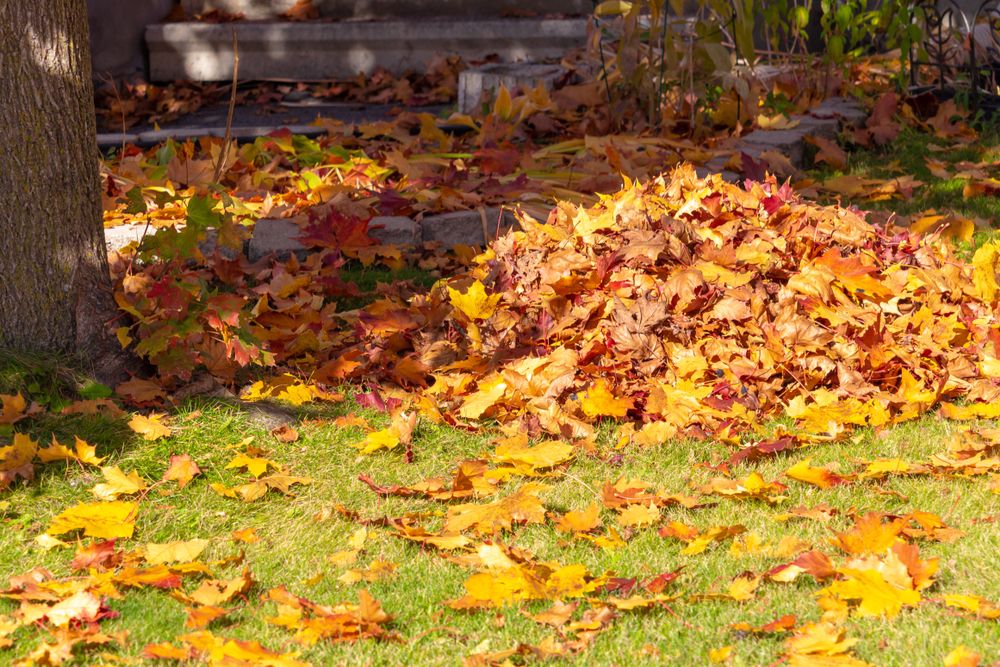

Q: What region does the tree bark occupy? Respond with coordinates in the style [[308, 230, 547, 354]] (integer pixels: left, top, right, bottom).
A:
[[0, 0, 132, 383]]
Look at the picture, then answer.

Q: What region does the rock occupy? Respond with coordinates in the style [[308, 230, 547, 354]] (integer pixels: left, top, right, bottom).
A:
[[458, 62, 565, 113], [368, 216, 419, 246], [421, 208, 519, 247], [247, 218, 308, 261], [811, 96, 867, 128], [739, 128, 811, 166]]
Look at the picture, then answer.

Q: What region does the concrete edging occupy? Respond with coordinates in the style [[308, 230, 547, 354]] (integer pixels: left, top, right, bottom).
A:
[[146, 18, 589, 81]]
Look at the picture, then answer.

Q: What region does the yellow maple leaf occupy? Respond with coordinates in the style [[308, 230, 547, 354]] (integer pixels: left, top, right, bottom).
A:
[[356, 426, 400, 455], [579, 379, 633, 419], [822, 568, 921, 618], [972, 240, 1000, 302], [458, 375, 508, 420], [225, 452, 279, 478], [445, 483, 548, 535], [448, 280, 501, 320], [145, 539, 210, 565], [1, 432, 37, 471], [492, 437, 574, 474], [617, 502, 661, 528], [129, 413, 172, 441], [0, 393, 27, 425], [47, 501, 138, 539], [91, 466, 149, 500]]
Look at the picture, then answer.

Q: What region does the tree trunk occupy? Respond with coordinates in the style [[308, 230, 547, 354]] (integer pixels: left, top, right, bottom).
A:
[[0, 0, 132, 383]]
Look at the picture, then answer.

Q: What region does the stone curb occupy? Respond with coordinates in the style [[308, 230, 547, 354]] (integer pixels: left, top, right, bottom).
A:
[[97, 124, 326, 149], [107, 207, 523, 259], [147, 18, 588, 81]]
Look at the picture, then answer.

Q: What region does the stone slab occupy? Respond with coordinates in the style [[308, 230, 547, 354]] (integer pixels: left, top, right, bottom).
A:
[[422, 208, 519, 247], [458, 62, 565, 113], [368, 216, 419, 246], [810, 96, 867, 127], [247, 218, 307, 261], [147, 18, 588, 81]]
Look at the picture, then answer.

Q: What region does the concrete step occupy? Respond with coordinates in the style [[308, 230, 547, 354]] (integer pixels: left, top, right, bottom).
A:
[[180, 0, 591, 20], [146, 17, 588, 82]]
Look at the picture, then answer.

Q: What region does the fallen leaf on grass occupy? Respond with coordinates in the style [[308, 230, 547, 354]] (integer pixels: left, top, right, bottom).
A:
[[145, 539, 210, 565], [128, 413, 172, 440], [264, 586, 394, 644], [231, 528, 260, 544], [162, 454, 202, 488], [47, 501, 137, 539], [37, 436, 105, 466], [91, 466, 149, 500], [445, 483, 548, 535], [786, 458, 849, 489]]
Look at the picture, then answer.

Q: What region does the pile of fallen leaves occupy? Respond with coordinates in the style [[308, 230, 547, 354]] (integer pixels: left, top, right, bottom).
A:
[[331, 164, 1000, 444]]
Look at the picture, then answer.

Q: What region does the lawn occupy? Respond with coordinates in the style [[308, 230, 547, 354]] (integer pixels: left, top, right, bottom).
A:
[[1, 347, 997, 666]]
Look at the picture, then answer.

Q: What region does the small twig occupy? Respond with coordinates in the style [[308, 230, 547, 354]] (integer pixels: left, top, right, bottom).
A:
[[590, 0, 615, 129], [212, 27, 240, 184]]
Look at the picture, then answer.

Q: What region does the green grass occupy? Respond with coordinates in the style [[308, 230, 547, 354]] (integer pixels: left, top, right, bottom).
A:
[[806, 126, 1000, 250], [1, 355, 998, 666]]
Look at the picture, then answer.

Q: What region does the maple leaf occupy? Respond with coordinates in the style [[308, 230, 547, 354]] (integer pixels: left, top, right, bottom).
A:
[[145, 539, 210, 565], [578, 379, 632, 419], [0, 393, 28, 425], [972, 240, 1000, 302], [0, 432, 38, 489], [36, 435, 105, 466], [44, 591, 104, 627], [47, 501, 138, 539], [555, 503, 602, 534], [353, 410, 417, 456], [492, 436, 574, 474], [448, 280, 501, 320], [830, 512, 904, 555], [701, 472, 788, 504], [225, 452, 280, 478], [617, 502, 660, 528], [70, 539, 121, 571], [445, 483, 548, 535], [231, 527, 260, 544], [91, 466, 149, 500], [449, 546, 604, 609], [128, 412, 172, 440], [185, 605, 229, 630], [162, 454, 202, 488], [784, 622, 871, 666], [821, 567, 921, 618], [264, 586, 393, 644], [174, 630, 310, 666], [786, 458, 849, 489], [177, 568, 253, 607]]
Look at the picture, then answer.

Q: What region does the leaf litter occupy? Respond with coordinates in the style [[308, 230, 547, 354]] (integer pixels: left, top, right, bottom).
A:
[[4, 61, 1000, 666]]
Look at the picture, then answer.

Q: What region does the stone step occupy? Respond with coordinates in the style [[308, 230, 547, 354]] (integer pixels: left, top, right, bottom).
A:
[[146, 18, 588, 82], [179, 0, 591, 20]]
